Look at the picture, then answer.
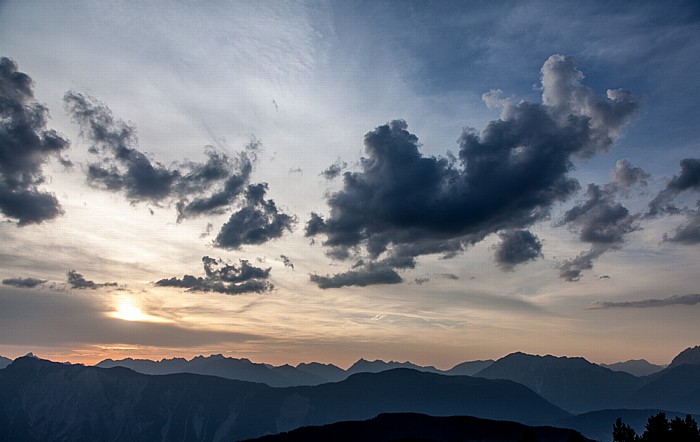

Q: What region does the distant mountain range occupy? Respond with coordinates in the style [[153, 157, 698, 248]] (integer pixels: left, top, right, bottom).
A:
[[96, 355, 455, 386], [0, 356, 11, 370], [0, 357, 568, 441], [246, 412, 593, 442], [600, 359, 665, 377]]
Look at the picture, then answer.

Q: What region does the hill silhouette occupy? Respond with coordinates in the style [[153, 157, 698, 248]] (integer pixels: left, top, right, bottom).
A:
[[246, 412, 593, 442]]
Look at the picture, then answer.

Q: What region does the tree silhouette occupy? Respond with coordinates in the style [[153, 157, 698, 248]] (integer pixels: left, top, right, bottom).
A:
[[613, 417, 638, 442], [614, 413, 700, 442]]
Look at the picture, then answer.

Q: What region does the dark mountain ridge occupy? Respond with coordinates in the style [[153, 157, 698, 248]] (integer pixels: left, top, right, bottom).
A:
[[0, 356, 569, 442], [475, 352, 644, 413]]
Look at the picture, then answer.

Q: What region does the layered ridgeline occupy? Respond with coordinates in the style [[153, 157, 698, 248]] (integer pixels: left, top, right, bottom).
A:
[[473, 347, 700, 414], [0, 357, 569, 442], [599, 360, 665, 377], [96, 356, 463, 386]]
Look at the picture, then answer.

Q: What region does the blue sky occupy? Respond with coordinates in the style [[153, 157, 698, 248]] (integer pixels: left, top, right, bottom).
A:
[[0, 0, 699, 367]]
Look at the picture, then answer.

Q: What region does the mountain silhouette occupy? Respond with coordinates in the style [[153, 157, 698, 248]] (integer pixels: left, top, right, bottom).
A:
[[446, 359, 494, 376], [0, 356, 11, 369], [600, 359, 665, 377], [627, 363, 700, 413], [345, 358, 443, 375], [295, 362, 347, 383], [246, 412, 593, 442], [97, 354, 328, 387], [0, 357, 569, 441], [475, 352, 642, 413], [669, 345, 700, 368]]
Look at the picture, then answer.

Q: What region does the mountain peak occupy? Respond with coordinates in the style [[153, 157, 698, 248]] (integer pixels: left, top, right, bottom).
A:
[[669, 345, 700, 368]]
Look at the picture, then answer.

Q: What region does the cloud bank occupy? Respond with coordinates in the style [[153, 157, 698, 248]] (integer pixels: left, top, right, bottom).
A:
[[0, 57, 70, 225], [306, 54, 638, 287]]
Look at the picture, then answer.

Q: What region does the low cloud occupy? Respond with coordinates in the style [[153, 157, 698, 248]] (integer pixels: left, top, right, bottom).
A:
[[494, 230, 543, 271], [155, 256, 273, 295], [0, 57, 70, 225], [306, 55, 638, 287], [590, 293, 700, 309], [64, 91, 179, 202], [280, 255, 294, 269], [556, 183, 639, 281], [67, 270, 117, 290], [647, 158, 700, 217], [2, 277, 47, 288], [663, 210, 700, 245], [214, 183, 296, 249], [310, 261, 402, 289], [320, 160, 347, 180], [610, 159, 649, 193], [64, 93, 294, 247]]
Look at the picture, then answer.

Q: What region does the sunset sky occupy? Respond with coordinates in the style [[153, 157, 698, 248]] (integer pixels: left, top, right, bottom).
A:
[[1, 0, 699, 368]]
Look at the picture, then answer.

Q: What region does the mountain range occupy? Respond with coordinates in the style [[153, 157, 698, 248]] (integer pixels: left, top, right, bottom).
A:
[[0, 357, 568, 441], [2, 345, 700, 441]]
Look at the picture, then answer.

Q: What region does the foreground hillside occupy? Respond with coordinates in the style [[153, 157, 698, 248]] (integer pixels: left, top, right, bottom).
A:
[[247, 412, 593, 442], [0, 357, 568, 441]]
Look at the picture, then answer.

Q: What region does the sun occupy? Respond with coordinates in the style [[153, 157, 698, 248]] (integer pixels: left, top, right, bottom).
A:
[[110, 297, 168, 323]]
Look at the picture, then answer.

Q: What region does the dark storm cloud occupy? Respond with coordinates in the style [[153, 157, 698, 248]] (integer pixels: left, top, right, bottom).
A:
[[494, 229, 543, 271], [310, 261, 402, 289], [306, 55, 638, 286], [590, 293, 700, 309], [66, 270, 117, 290], [155, 256, 272, 295], [610, 159, 649, 192], [280, 255, 294, 269], [556, 183, 639, 281], [414, 277, 429, 285], [2, 277, 46, 288], [214, 183, 295, 249], [0, 57, 69, 225], [648, 158, 700, 216], [320, 160, 347, 180]]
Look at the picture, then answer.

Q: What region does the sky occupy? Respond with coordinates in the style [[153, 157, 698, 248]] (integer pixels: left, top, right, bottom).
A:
[[1, 0, 699, 369]]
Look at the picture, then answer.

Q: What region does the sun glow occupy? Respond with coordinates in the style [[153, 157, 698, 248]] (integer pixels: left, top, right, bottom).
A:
[[110, 297, 169, 323]]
